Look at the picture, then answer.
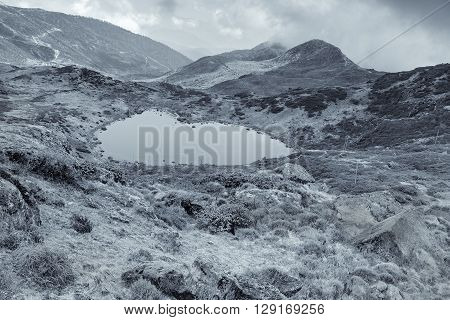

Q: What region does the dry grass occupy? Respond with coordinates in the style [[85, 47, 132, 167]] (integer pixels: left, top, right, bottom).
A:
[[15, 246, 75, 289], [130, 279, 167, 300]]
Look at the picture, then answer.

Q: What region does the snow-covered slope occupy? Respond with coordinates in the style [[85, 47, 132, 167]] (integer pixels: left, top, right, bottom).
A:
[[0, 4, 191, 79]]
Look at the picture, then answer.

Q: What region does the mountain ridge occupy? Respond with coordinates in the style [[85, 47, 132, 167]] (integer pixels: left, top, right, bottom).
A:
[[166, 39, 382, 95], [0, 4, 191, 79]]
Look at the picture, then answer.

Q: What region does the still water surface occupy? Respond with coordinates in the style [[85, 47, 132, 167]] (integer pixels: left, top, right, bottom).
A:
[[97, 110, 293, 166]]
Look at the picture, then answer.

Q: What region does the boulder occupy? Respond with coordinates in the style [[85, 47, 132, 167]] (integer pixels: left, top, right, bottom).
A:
[[354, 210, 433, 264], [251, 268, 303, 297], [191, 258, 293, 300], [121, 259, 195, 300], [334, 191, 402, 237], [274, 163, 315, 183]]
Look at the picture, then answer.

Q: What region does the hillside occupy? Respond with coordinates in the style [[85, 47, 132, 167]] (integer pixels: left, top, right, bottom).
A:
[[166, 40, 382, 95], [0, 5, 191, 79], [165, 41, 286, 89], [0, 62, 448, 299]]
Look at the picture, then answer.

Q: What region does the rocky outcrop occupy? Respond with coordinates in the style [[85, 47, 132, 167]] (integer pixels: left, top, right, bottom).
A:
[[0, 168, 41, 229], [275, 163, 315, 183], [354, 210, 434, 264]]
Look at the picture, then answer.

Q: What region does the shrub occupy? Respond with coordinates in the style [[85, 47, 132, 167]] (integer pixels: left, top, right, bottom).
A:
[[71, 214, 93, 234], [0, 232, 22, 250], [198, 204, 254, 234], [204, 182, 225, 196], [0, 270, 13, 299], [273, 229, 289, 238], [6, 151, 79, 184], [298, 239, 326, 256], [154, 206, 187, 230], [269, 220, 296, 232], [279, 202, 301, 216], [130, 279, 167, 300], [16, 246, 75, 289], [0, 227, 42, 250]]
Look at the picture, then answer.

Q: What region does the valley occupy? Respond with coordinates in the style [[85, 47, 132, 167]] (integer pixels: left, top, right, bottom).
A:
[[0, 4, 449, 301], [0, 60, 448, 300]]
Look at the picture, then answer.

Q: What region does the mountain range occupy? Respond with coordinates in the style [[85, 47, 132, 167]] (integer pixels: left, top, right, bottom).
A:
[[166, 39, 383, 96], [0, 5, 449, 301], [0, 4, 191, 79]]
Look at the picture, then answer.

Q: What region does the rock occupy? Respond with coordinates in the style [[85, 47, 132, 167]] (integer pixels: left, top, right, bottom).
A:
[[254, 268, 303, 297], [334, 191, 402, 236], [190, 258, 292, 300], [109, 210, 132, 224], [235, 188, 303, 209], [0, 169, 41, 229], [354, 210, 433, 263], [121, 260, 195, 300], [345, 275, 369, 299], [274, 163, 315, 183], [235, 275, 286, 299], [335, 195, 377, 229]]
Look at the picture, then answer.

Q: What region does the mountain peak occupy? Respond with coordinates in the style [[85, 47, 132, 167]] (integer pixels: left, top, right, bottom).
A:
[[251, 41, 286, 52], [278, 39, 352, 66]]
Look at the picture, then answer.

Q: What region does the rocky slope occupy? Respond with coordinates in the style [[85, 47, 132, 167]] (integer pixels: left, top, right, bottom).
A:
[[0, 5, 191, 79], [166, 39, 381, 96], [0, 63, 449, 300], [165, 42, 286, 89]]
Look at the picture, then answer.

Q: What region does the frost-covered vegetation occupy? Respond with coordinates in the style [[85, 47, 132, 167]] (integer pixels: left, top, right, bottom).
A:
[[0, 62, 449, 300]]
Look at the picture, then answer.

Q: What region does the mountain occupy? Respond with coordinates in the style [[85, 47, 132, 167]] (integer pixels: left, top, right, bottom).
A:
[[0, 5, 191, 79], [166, 39, 382, 95], [165, 41, 286, 89]]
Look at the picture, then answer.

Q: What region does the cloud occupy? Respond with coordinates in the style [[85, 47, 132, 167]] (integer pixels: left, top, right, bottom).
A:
[[172, 16, 197, 28], [157, 0, 177, 14], [2, 0, 449, 71]]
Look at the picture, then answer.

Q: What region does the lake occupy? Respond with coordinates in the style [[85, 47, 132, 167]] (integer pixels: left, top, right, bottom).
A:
[[97, 109, 293, 166]]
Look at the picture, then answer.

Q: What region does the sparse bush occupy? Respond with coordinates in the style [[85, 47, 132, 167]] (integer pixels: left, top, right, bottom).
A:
[[16, 246, 75, 289], [204, 181, 225, 196], [130, 279, 167, 300], [273, 229, 289, 238], [269, 220, 296, 232], [134, 205, 155, 218], [298, 239, 326, 256], [0, 232, 22, 250], [251, 207, 268, 220], [71, 214, 93, 234], [154, 205, 187, 230], [6, 151, 79, 184], [279, 202, 301, 216], [198, 204, 254, 234], [236, 228, 259, 240], [128, 249, 154, 263], [0, 226, 43, 250], [267, 206, 286, 218], [297, 212, 319, 226]]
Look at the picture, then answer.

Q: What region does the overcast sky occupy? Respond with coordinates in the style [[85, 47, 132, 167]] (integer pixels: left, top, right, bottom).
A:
[[3, 0, 450, 71]]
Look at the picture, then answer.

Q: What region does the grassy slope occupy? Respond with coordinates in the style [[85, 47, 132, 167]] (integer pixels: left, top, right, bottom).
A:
[[0, 65, 449, 300]]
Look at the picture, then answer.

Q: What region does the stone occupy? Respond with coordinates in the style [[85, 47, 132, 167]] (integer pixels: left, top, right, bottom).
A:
[[274, 163, 315, 183]]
